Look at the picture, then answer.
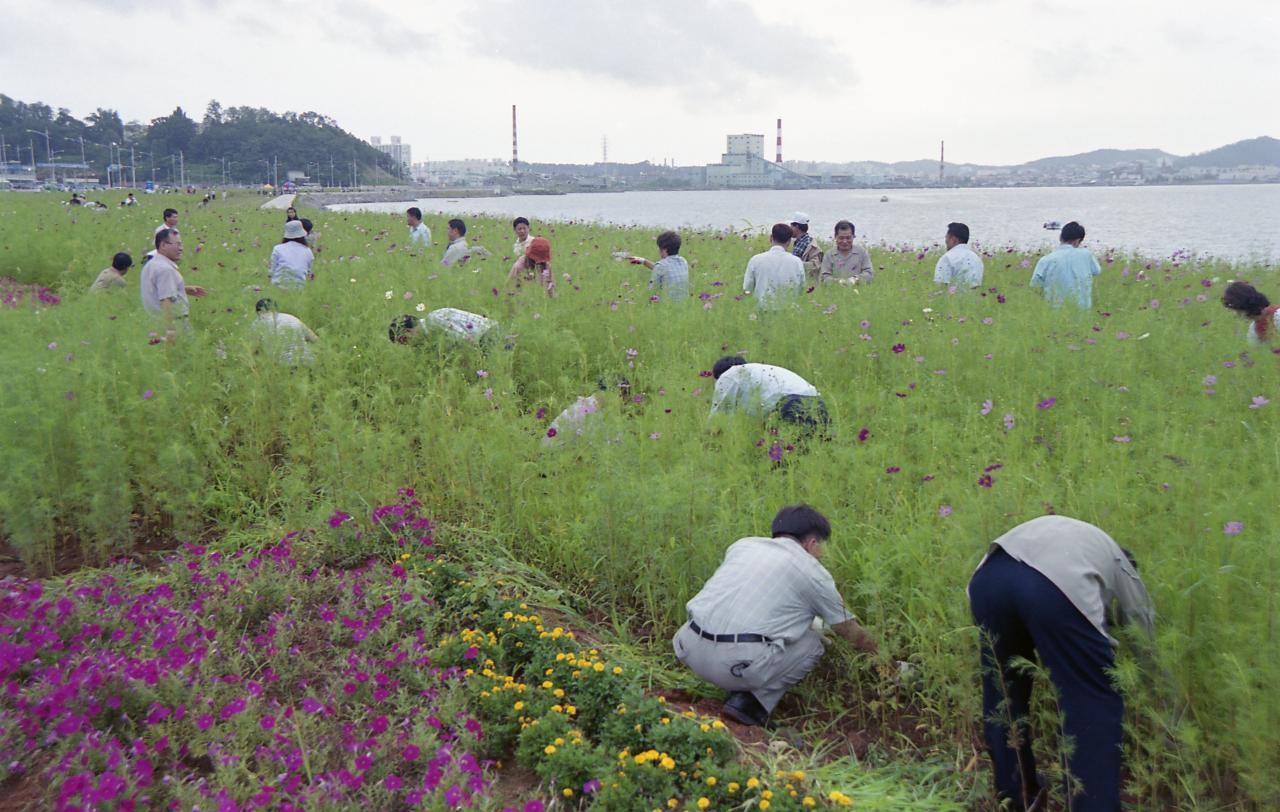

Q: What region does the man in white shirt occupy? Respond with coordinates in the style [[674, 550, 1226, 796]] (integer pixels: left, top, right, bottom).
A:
[[709, 355, 829, 435], [140, 228, 205, 337], [743, 223, 805, 309], [154, 207, 179, 238], [407, 207, 431, 249], [512, 216, 532, 256], [441, 218, 471, 267], [933, 222, 984, 288], [673, 505, 879, 727], [388, 308, 505, 348], [968, 515, 1155, 812], [251, 298, 318, 365]]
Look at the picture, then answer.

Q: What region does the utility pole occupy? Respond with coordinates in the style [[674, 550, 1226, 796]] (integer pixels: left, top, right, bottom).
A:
[[352, 152, 357, 188], [130, 145, 137, 187], [179, 150, 185, 187], [272, 154, 278, 189], [602, 135, 608, 164], [329, 155, 334, 188], [78, 136, 86, 166], [171, 154, 177, 185], [939, 140, 945, 185]]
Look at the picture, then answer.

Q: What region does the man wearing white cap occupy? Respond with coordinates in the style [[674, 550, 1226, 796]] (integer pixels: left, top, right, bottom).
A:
[[789, 212, 822, 281], [269, 220, 316, 288]]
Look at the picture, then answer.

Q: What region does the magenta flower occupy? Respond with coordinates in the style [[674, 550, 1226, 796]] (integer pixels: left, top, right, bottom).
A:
[[1249, 395, 1269, 409], [977, 474, 994, 488], [483, 387, 493, 400], [885, 466, 901, 474], [220, 698, 246, 720], [1203, 374, 1217, 385], [860, 319, 871, 329], [546, 427, 557, 438], [1201, 278, 1213, 288], [980, 399, 993, 416], [476, 369, 488, 378], [385, 775, 403, 791], [982, 317, 994, 325], [301, 697, 324, 713], [768, 443, 783, 463], [891, 343, 906, 353], [195, 714, 214, 730], [47, 341, 57, 350], [649, 432, 662, 440], [1149, 299, 1160, 309], [535, 407, 547, 419], [938, 504, 953, 517], [857, 427, 870, 443], [1223, 521, 1244, 535], [142, 389, 154, 400], [402, 744, 421, 762], [328, 510, 352, 528], [1037, 397, 1056, 410], [1113, 435, 1132, 443]]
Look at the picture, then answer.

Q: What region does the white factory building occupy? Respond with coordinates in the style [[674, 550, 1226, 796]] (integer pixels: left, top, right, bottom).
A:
[[705, 133, 777, 187], [370, 136, 412, 173]]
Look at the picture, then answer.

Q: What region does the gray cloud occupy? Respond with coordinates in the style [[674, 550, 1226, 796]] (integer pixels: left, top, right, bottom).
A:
[[462, 0, 851, 99]]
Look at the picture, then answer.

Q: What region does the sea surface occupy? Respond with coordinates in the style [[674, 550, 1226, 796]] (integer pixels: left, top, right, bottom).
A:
[[331, 184, 1280, 263]]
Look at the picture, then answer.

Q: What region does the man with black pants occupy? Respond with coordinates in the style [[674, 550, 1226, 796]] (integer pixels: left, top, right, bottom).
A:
[[673, 505, 879, 727], [968, 515, 1155, 811]]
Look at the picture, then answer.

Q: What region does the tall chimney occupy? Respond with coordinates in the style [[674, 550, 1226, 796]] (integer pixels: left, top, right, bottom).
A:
[[939, 140, 945, 184], [776, 118, 783, 163], [511, 105, 518, 173]]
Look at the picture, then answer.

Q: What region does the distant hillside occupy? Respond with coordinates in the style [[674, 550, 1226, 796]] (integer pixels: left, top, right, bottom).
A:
[[0, 94, 401, 185], [1021, 148, 1177, 171], [1174, 136, 1280, 168]]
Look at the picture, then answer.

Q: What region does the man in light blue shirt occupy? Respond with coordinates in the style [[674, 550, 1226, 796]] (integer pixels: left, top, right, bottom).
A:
[[629, 230, 689, 301], [1031, 221, 1102, 309]]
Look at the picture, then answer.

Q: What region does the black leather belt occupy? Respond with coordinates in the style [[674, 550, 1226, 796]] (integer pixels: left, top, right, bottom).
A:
[[689, 620, 771, 644]]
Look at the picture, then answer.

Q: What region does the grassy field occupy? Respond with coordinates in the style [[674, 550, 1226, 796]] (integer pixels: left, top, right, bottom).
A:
[[0, 190, 1277, 809]]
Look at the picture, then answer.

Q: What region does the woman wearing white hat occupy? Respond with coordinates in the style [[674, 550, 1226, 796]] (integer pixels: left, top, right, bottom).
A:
[[270, 220, 316, 288]]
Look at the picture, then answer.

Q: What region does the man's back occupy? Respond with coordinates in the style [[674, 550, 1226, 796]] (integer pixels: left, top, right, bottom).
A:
[[934, 244, 984, 288], [710, 363, 818, 416], [744, 246, 805, 308], [1031, 245, 1101, 308]]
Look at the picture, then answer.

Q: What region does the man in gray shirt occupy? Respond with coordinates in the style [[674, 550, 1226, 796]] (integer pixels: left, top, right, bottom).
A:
[[968, 515, 1155, 812], [673, 505, 879, 727], [628, 230, 688, 301], [819, 220, 874, 284]]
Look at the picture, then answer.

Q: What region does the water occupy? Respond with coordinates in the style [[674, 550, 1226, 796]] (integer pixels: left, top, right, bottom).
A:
[[331, 184, 1280, 263]]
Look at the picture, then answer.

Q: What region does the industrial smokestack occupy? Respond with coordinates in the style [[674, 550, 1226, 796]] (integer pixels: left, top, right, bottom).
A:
[[776, 118, 783, 164], [939, 140, 945, 184], [512, 105, 518, 173]]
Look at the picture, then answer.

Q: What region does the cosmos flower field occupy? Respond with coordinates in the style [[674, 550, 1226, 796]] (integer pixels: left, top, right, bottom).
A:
[[0, 192, 1276, 809]]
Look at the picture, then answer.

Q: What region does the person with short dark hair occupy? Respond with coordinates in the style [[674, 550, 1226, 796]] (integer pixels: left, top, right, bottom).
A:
[[270, 221, 315, 288], [507, 236, 555, 296], [789, 212, 823, 279], [1221, 281, 1280, 344], [710, 355, 829, 434], [819, 220, 874, 284], [969, 515, 1154, 812], [1030, 221, 1101, 309], [285, 206, 299, 222], [388, 307, 501, 346], [441, 218, 471, 266], [673, 504, 879, 727], [512, 216, 532, 255], [743, 224, 805, 309], [252, 297, 319, 365], [406, 207, 431, 248], [141, 228, 206, 337], [628, 230, 689, 301], [155, 208, 179, 238], [90, 252, 134, 292], [934, 222, 983, 288]]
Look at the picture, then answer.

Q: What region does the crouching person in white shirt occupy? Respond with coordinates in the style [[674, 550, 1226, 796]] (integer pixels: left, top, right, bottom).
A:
[[252, 298, 318, 365], [388, 308, 511, 350], [709, 355, 829, 438], [673, 505, 880, 728]]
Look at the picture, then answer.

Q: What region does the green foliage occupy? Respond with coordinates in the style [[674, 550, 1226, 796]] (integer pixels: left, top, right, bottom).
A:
[[0, 191, 1277, 807]]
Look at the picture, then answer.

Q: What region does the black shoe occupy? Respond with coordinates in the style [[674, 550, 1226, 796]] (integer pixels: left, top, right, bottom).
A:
[[722, 692, 771, 728]]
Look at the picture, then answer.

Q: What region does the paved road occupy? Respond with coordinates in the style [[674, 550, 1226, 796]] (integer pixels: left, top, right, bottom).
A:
[[260, 194, 297, 210]]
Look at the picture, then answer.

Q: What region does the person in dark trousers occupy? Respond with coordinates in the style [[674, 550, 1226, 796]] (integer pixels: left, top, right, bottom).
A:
[[968, 515, 1155, 812]]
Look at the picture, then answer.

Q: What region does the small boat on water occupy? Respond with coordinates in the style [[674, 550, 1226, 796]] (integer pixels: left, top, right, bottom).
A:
[[1043, 220, 1062, 230], [879, 195, 889, 203]]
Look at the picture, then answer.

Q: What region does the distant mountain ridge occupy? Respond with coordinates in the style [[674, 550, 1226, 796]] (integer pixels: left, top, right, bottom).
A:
[[788, 136, 1279, 175]]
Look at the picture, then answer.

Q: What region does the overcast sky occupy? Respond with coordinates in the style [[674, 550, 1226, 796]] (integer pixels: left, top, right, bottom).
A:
[[2, 0, 1276, 166]]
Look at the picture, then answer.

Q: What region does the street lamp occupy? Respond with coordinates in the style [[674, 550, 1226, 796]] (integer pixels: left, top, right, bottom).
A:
[[25, 128, 54, 183]]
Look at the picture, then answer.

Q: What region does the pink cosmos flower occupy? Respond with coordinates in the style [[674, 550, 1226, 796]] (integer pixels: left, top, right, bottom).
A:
[[891, 343, 906, 353], [1113, 435, 1132, 443], [885, 466, 900, 474], [1223, 521, 1244, 535], [1037, 397, 1056, 410], [546, 427, 557, 438], [1249, 395, 1269, 409], [980, 399, 993, 415], [857, 427, 870, 442], [1003, 414, 1016, 431], [938, 504, 953, 517], [142, 389, 154, 400]]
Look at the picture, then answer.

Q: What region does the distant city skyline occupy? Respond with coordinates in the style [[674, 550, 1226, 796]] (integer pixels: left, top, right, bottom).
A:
[[0, 0, 1275, 167]]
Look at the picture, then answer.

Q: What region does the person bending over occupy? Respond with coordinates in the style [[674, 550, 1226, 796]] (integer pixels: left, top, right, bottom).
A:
[[1221, 280, 1280, 345]]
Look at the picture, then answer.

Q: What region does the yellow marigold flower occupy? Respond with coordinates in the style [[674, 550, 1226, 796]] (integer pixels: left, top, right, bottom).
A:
[[659, 756, 676, 770], [666, 800, 677, 809], [553, 688, 565, 698], [802, 796, 816, 806], [728, 782, 740, 793], [660, 717, 670, 725], [746, 778, 759, 789], [554, 738, 564, 746], [762, 789, 773, 799], [544, 668, 555, 676], [513, 701, 524, 711], [565, 705, 577, 715], [759, 802, 770, 811], [791, 770, 806, 781], [562, 788, 573, 797], [541, 681, 553, 689], [593, 662, 605, 672], [700, 724, 710, 732], [400, 553, 410, 560], [696, 798, 710, 810], [612, 666, 623, 674], [543, 745, 556, 755], [706, 777, 717, 786], [502, 611, 513, 619]]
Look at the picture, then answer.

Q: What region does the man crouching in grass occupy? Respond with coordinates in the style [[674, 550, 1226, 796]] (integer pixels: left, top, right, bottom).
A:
[[673, 505, 878, 728]]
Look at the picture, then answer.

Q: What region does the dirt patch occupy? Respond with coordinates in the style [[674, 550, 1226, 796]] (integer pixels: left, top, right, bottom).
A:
[[0, 764, 51, 812], [488, 762, 544, 809], [0, 519, 220, 580]]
